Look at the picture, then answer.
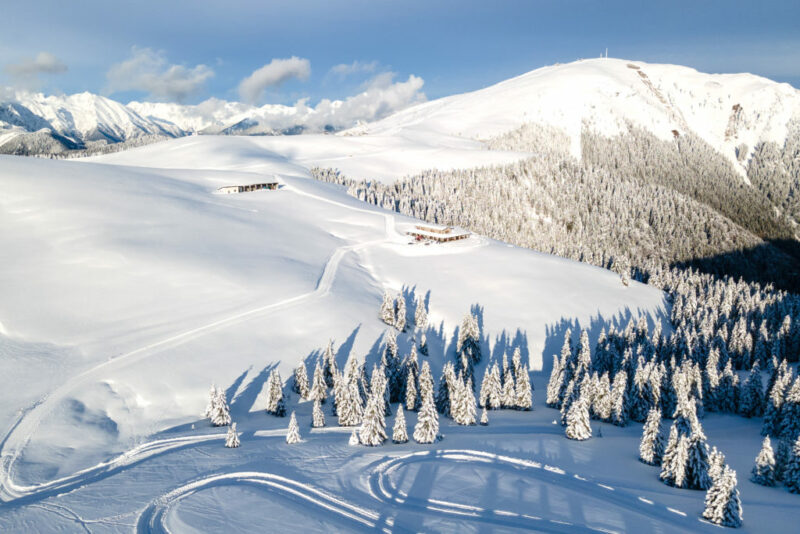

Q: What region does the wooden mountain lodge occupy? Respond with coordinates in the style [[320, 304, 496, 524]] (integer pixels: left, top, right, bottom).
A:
[[217, 179, 279, 194], [407, 225, 470, 243]]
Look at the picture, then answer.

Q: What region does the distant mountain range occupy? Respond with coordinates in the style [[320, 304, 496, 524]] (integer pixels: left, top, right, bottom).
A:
[[2, 58, 799, 172]]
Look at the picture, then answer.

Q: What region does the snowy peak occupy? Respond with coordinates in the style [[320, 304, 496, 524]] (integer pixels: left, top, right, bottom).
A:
[[351, 58, 800, 169]]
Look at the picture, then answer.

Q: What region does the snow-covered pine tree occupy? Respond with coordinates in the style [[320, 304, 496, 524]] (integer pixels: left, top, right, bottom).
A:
[[738, 363, 765, 418], [380, 290, 395, 326], [479, 366, 492, 408], [265, 370, 286, 417], [709, 446, 726, 483], [685, 429, 713, 490], [286, 411, 301, 444], [488, 363, 503, 409], [610, 370, 629, 426], [312, 398, 326, 428], [293, 362, 310, 399], [419, 360, 434, 400], [358, 393, 387, 446], [322, 340, 337, 388], [702, 465, 743, 528], [349, 427, 360, 446], [309, 360, 327, 404], [512, 348, 524, 381], [718, 361, 737, 414], [639, 408, 665, 465], [546, 354, 563, 407], [750, 436, 776, 486], [405, 367, 419, 411], [395, 294, 407, 332], [393, 405, 409, 444], [210, 388, 231, 427], [594, 373, 612, 421], [763, 378, 787, 437], [515, 365, 533, 411], [780, 378, 800, 445], [370, 363, 392, 417], [435, 363, 454, 416], [413, 390, 440, 444], [480, 406, 489, 425], [557, 329, 574, 404], [457, 313, 482, 366], [204, 384, 218, 420], [565, 394, 592, 441], [785, 436, 800, 493], [414, 295, 427, 329], [501, 368, 516, 408], [225, 422, 240, 448]]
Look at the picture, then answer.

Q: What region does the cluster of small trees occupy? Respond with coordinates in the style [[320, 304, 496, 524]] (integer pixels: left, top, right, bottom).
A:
[[379, 291, 428, 351]]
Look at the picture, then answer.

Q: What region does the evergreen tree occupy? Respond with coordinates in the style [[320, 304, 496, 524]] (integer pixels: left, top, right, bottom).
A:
[[738, 363, 765, 418], [512, 347, 524, 382], [480, 406, 489, 425], [414, 390, 440, 444], [210, 388, 231, 427], [610, 370, 630, 426], [565, 394, 592, 441], [546, 354, 563, 407], [515, 366, 533, 410], [322, 340, 337, 388], [750, 436, 776, 486], [763, 377, 787, 436], [436, 363, 454, 416], [479, 366, 492, 408], [593, 373, 612, 421], [452, 375, 477, 425], [419, 361, 434, 400], [457, 313, 482, 367], [419, 332, 429, 356], [702, 465, 743, 528], [359, 393, 387, 446], [312, 398, 326, 428], [293, 362, 310, 399], [349, 427, 360, 446], [395, 294, 407, 332], [488, 363, 503, 409], [393, 405, 409, 443], [225, 422, 240, 448], [501, 368, 516, 408], [405, 367, 419, 411], [265, 370, 286, 417], [686, 430, 713, 490], [414, 295, 427, 329], [203, 384, 218, 420], [380, 291, 395, 325], [780, 378, 800, 445], [709, 446, 726, 483], [309, 360, 327, 404], [785, 436, 800, 493], [286, 412, 301, 444], [639, 408, 665, 465]]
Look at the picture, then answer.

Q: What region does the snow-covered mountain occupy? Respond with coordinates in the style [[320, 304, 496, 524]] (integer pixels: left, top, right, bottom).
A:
[[0, 91, 185, 154], [349, 58, 800, 173]]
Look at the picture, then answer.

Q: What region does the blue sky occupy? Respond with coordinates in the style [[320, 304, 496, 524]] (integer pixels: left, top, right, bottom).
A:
[[2, 0, 798, 105]]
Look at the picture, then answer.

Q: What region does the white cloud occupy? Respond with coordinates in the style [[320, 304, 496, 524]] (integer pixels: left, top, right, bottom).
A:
[[4, 52, 67, 88], [105, 47, 213, 103], [328, 60, 378, 79], [238, 57, 311, 104]]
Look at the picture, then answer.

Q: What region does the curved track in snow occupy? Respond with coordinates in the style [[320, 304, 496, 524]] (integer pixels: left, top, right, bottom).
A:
[[135, 471, 386, 534], [367, 449, 711, 533], [0, 183, 398, 503]]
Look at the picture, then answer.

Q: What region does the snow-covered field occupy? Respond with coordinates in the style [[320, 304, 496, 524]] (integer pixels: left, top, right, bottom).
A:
[[0, 136, 794, 532]]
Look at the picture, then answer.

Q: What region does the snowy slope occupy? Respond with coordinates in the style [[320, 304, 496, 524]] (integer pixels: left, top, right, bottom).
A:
[[349, 58, 800, 170]]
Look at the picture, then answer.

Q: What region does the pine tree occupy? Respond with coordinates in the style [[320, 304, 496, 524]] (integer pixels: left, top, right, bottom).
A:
[[312, 398, 326, 428], [392, 405, 409, 443], [414, 295, 427, 329], [210, 388, 231, 427], [565, 394, 592, 441], [225, 422, 240, 448], [436, 363, 454, 416], [479, 366, 492, 408], [452, 375, 476, 425], [418, 361, 434, 400], [593, 373, 612, 421], [286, 411, 301, 444], [763, 377, 787, 436], [480, 406, 489, 425], [610, 370, 629, 426], [512, 347, 524, 382], [639, 408, 665, 465], [546, 354, 563, 407], [293, 362, 310, 399], [359, 393, 387, 446], [780, 378, 800, 445], [419, 332, 428, 356], [686, 431, 713, 490], [265, 370, 286, 417], [501, 368, 516, 408], [457, 313, 482, 366], [405, 367, 419, 411], [414, 390, 440, 444], [395, 294, 407, 332], [750, 436, 776, 486], [738, 363, 765, 418], [702, 465, 743, 528], [380, 290, 395, 325], [204, 384, 218, 420], [322, 340, 337, 388], [515, 366, 533, 411], [309, 360, 327, 404], [785, 436, 800, 493], [709, 446, 726, 483], [488, 363, 503, 409]]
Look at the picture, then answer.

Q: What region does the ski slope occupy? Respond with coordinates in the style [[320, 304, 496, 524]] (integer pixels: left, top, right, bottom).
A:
[[0, 139, 794, 532]]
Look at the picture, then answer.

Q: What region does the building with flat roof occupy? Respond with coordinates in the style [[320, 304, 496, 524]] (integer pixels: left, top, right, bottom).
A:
[[407, 225, 470, 243]]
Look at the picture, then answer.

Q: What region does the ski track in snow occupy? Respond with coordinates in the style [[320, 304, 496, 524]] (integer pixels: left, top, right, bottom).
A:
[[0, 182, 405, 503], [367, 449, 713, 533]]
